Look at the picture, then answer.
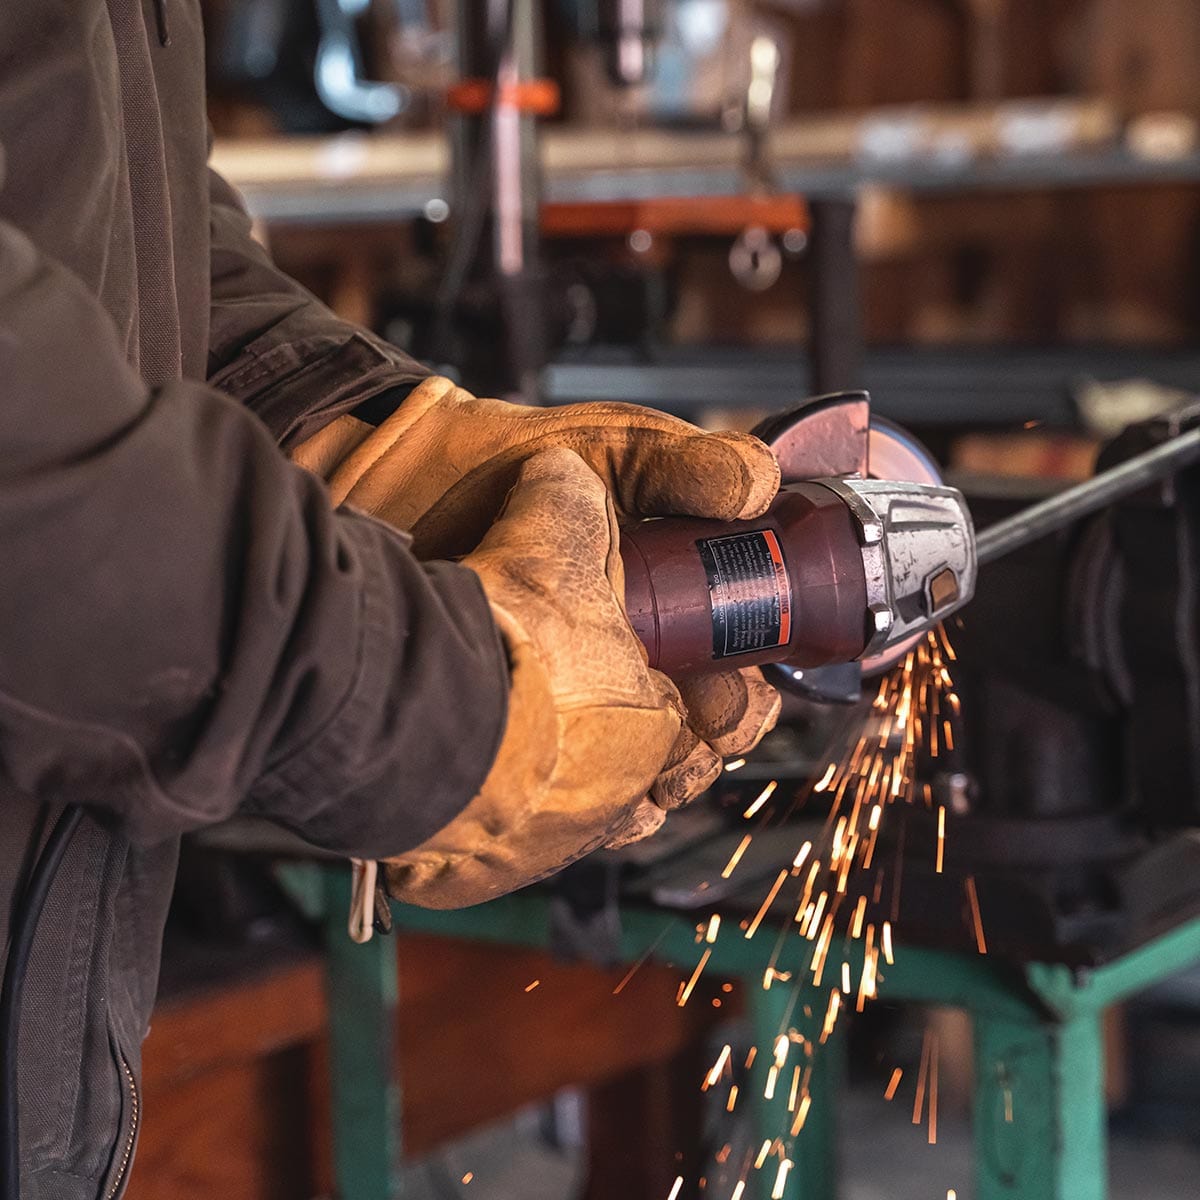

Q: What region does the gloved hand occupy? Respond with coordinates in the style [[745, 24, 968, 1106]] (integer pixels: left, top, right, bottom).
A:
[[293, 377, 782, 819], [383, 447, 702, 907]]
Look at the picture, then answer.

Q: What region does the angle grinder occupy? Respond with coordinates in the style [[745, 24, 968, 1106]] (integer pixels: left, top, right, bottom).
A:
[[619, 391, 978, 696]]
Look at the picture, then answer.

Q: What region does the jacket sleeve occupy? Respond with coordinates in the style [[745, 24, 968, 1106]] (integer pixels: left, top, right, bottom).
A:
[[206, 168, 428, 449], [0, 216, 508, 855]]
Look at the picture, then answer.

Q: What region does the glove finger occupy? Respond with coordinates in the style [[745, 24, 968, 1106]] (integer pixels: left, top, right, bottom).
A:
[[508, 401, 779, 522], [605, 797, 668, 849], [412, 423, 780, 560], [290, 414, 376, 485], [473, 445, 618, 584], [610, 429, 780, 523], [650, 725, 723, 811], [676, 667, 782, 758]]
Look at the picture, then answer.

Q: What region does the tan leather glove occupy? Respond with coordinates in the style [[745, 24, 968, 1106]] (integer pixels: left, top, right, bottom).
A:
[[293, 378, 782, 820], [383, 448, 696, 907]]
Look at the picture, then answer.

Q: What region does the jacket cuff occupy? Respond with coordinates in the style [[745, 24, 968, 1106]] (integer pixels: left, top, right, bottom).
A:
[[246, 511, 510, 858], [209, 328, 430, 450]]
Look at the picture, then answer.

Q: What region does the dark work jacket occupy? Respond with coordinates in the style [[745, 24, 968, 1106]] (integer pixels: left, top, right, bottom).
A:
[[0, 2, 509, 1196]]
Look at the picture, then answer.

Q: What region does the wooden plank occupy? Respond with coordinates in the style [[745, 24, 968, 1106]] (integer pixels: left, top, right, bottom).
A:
[[141, 958, 327, 1091], [393, 933, 734, 1155]]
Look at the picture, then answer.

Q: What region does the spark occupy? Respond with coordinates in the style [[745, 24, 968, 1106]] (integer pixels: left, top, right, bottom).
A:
[[813, 762, 837, 792], [744, 780, 778, 819], [704, 1044, 732, 1090], [685, 629, 960, 1187], [805, 891, 828, 941], [524, 980, 540, 993], [731, 1183, 746, 1200], [857, 926, 879, 1012], [832, 816, 848, 859], [811, 913, 835, 986], [725, 757, 747, 772], [965, 876, 988, 954], [744, 870, 789, 939], [721, 834, 753, 879], [819, 989, 841, 1044], [850, 895, 867, 939], [928, 1035, 939, 1144], [613, 922, 674, 995], [913, 1030, 931, 1126], [677, 949, 712, 1007], [948, 1191, 958, 1200], [462, 1173, 474, 1185], [1004, 1086, 1014, 1124], [771, 1160, 793, 1199], [774, 1035, 790, 1067], [667, 1176, 684, 1200], [938, 625, 957, 661]]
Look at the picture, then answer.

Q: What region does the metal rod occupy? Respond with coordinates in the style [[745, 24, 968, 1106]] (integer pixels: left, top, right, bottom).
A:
[[975, 425, 1200, 565]]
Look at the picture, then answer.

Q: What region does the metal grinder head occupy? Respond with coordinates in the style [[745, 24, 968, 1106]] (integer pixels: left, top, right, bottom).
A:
[[619, 391, 977, 698]]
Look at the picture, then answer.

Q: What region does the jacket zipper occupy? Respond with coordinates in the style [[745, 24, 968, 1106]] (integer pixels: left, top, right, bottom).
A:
[[104, 1051, 140, 1200]]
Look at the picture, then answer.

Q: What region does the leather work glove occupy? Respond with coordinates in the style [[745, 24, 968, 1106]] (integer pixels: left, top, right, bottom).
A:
[[293, 377, 783, 824], [383, 447, 707, 908]]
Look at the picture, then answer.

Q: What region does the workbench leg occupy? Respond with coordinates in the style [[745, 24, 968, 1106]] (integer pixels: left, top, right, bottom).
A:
[[748, 982, 840, 1200], [972, 1009, 1106, 1200], [323, 867, 404, 1200]]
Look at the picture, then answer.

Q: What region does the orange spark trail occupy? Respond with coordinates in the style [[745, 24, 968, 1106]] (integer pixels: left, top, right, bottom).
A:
[[721, 834, 753, 879], [965, 876, 988, 954], [744, 870, 789, 940], [677, 949, 712, 1007]]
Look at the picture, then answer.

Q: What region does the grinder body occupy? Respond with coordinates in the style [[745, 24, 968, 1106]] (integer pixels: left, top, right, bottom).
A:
[[619, 402, 978, 680]]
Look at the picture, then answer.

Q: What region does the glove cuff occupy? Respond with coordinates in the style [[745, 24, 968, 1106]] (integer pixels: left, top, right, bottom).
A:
[[382, 605, 558, 908]]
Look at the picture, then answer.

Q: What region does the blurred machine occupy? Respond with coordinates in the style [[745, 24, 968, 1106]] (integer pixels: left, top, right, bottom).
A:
[[888, 404, 1200, 965]]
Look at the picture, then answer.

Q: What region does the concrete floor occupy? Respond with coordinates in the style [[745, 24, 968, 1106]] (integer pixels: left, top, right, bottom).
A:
[[400, 1082, 1200, 1200], [839, 1090, 1200, 1200]]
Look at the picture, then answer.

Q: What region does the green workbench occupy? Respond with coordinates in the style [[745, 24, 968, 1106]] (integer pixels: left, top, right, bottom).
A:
[[306, 867, 1200, 1200]]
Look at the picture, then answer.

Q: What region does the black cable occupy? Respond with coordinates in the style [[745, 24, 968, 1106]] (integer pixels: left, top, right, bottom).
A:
[[0, 804, 85, 1200]]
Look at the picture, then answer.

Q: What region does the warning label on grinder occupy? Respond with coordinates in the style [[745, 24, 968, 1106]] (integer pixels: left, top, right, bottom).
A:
[[697, 529, 793, 659]]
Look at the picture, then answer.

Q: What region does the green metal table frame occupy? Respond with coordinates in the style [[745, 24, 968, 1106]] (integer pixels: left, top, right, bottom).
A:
[[301, 867, 1200, 1200]]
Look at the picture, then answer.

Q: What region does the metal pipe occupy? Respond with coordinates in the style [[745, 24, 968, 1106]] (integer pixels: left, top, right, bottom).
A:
[[975, 425, 1200, 565]]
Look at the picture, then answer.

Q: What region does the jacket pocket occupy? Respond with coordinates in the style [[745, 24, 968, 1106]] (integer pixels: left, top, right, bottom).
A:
[[100, 1033, 140, 1200]]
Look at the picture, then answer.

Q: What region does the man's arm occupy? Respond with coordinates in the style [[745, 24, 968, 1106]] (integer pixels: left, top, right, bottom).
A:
[[0, 215, 507, 855], [206, 169, 425, 448]]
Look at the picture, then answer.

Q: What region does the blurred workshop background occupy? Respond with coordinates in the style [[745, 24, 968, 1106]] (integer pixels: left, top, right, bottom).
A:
[[140, 2, 1200, 1199]]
